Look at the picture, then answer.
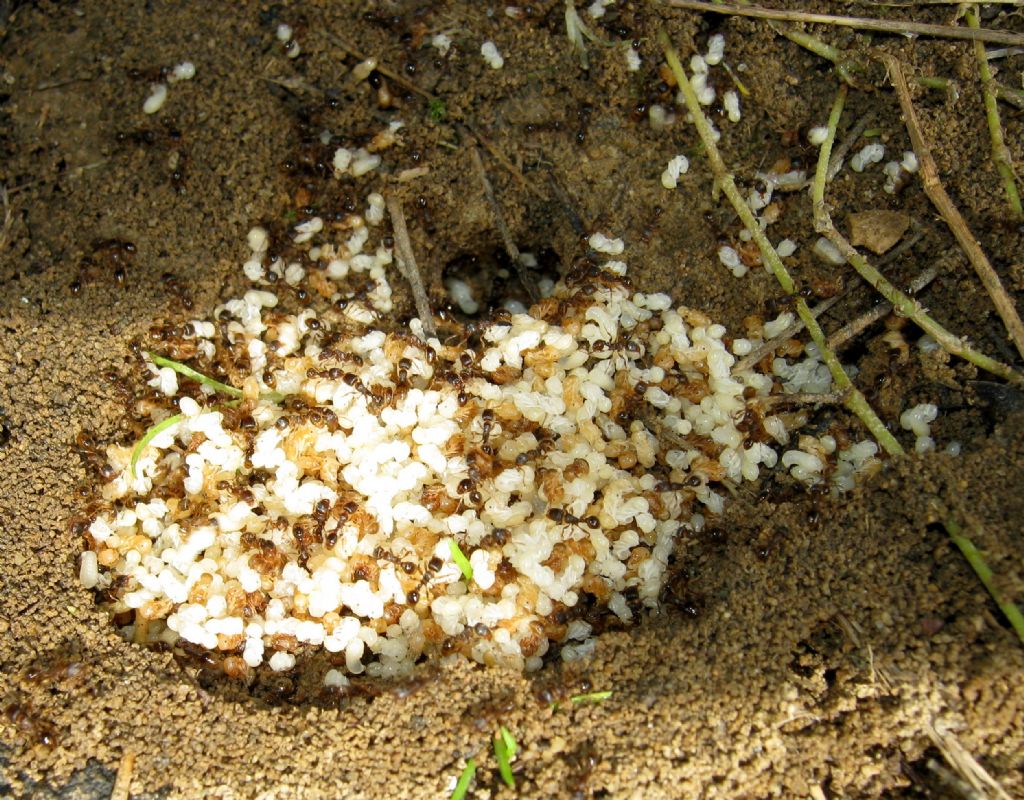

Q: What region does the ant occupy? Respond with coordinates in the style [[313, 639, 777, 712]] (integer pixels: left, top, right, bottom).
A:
[[546, 507, 601, 537]]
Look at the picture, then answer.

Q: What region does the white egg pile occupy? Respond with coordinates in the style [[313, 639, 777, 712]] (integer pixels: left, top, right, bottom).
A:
[[77, 205, 879, 681]]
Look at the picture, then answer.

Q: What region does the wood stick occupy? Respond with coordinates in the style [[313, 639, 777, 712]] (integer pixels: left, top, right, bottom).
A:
[[110, 751, 136, 800], [876, 52, 1024, 360], [665, 1, 1024, 47], [732, 296, 841, 374], [386, 196, 437, 339], [470, 147, 539, 302], [827, 267, 936, 352]]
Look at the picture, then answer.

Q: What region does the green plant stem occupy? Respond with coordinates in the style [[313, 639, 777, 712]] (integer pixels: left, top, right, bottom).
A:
[[130, 413, 183, 478], [148, 353, 243, 398], [966, 7, 1023, 218], [943, 518, 1024, 646], [915, 75, 950, 91], [810, 87, 1024, 388], [570, 690, 613, 704], [661, 33, 904, 457], [915, 75, 960, 102], [494, 728, 516, 788]]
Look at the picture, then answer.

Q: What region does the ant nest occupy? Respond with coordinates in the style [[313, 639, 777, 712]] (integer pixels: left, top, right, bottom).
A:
[[76, 209, 875, 685]]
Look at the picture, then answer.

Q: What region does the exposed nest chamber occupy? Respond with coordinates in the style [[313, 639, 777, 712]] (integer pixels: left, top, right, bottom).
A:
[[74, 166, 881, 688]]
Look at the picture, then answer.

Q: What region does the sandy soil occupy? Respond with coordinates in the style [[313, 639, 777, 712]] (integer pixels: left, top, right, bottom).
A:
[[1, 1, 1022, 798]]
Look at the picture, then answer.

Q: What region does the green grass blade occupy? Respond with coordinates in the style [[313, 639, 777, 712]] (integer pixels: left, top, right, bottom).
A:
[[130, 413, 184, 478], [945, 518, 1024, 646], [449, 538, 473, 582], [494, 730, 515, 788], [148, 352, 242, 398], [570, 690, 613, 705], [450, 759, 476, 800], [499, 726, 517, 759]]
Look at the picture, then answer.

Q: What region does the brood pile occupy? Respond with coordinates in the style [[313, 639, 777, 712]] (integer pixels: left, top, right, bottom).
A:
[[75, 201, 881, 684]]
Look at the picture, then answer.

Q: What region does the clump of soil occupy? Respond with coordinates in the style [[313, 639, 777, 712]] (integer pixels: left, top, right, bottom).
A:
[[1, 2, 1022, 798]]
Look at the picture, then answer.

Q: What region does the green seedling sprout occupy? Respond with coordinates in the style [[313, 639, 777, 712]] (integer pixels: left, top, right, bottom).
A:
[[450, 759, 476, 800], [428, 98, 447, 123], [494, 726, 517, 788], [499, 726, 517, 759], [449, 538, 473, 583], [564, 0, 611, 69], [130, 413, 183, 479]]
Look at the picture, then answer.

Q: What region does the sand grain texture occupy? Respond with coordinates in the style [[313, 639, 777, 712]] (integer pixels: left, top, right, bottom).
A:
[[1, 2, 1022, 797]]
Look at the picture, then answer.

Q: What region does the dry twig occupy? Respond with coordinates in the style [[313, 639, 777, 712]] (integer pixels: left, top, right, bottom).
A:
[[732, 295, 841, 373], [876, 52, 1024, 360], [812, 82, 1024, 386], [827, 113, 874, 182], [0, 186, 12, 252], [110, 751, 135, 800], [666, 1, 1024, 46], [927, 718, 1014, 800], [827, 266, 936, 352], [386, 196, 437, 339], [470, 147, 539, 302]]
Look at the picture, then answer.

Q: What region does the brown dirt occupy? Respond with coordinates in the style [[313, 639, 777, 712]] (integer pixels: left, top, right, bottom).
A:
[[1, 2, 1022, 798]]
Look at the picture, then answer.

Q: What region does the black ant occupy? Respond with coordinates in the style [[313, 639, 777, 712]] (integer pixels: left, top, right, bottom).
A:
[[480, 408, 494, 444], [546, 507, 601, 535], [408, 555, 444, 603]]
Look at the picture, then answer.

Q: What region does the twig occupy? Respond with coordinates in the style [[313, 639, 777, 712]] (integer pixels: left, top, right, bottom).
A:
[[828, 266, 936, 352], [661, 32, 904, 457], [733, 296, 841, 373], [966, 7, 1022, 219], [262, 76, 324, 96], [32, 75, 98, 92], [666, 1, 1024, 46], [943, 518, 1024, 647], [875, 52, 1024, 361], [0, 185, 12, 251], [827, 113, 873, 182], [986, 46, 1024, 61], [386, 196, 437, 339], [469, 147, 539, 302], [811, 79, 1024, 387], [110, 750, 135, 800], [849, 0, 1019, 5], [926, 718, 1015, 799], [733, 229, 924, 373], [327, 30, 542, 200], [995, 83, 1024, 109], [753, 391, 844, 408]]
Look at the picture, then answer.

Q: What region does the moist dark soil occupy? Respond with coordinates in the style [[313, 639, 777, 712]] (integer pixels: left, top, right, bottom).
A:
[[1, 2, 1022, 798]]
